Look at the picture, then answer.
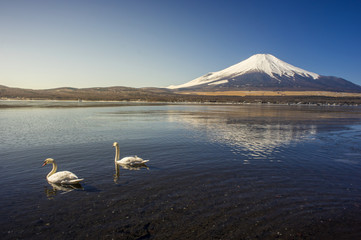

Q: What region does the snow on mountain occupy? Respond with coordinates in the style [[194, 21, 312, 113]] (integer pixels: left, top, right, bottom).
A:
[[167, 54, 319, 89]]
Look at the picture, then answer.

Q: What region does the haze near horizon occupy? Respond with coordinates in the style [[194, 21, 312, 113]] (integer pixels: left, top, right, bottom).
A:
[[1, 0, 360, 90]]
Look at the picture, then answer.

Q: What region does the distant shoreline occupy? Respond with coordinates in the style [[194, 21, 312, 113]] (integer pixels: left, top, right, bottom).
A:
[[1, 98, 360, 108], [1, 84, 361, 105]]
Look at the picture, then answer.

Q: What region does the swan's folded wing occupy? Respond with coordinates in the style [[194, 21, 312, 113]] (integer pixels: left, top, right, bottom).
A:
[[133, 157, 149, 164], [48, 171, 83, 184], [118, 156, 136, 165], [117, 156, 149, 166], [64, 178, 84, 184]]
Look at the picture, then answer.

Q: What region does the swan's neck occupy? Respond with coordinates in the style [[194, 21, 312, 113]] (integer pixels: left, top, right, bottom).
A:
[[47, 162, 57, 180], [115, 145, 120, 162]]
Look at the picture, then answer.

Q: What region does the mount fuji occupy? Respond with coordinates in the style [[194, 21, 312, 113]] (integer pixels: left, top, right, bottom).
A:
[[167, 54, 361, 92]]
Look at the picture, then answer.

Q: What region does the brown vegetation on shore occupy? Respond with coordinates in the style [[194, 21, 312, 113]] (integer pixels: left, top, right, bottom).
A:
[[179, 90, 361, 97]]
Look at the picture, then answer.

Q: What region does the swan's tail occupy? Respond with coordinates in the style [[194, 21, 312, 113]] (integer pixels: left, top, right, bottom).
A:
[[142, 160, 149, 163]]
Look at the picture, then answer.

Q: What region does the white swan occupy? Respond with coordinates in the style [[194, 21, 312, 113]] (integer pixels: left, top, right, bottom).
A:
[[113, 142, 149, 165], [42, 158, 84, 184]]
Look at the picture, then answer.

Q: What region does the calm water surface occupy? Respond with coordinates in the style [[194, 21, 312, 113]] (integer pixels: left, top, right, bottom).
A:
[[1, 101, 361, 239]]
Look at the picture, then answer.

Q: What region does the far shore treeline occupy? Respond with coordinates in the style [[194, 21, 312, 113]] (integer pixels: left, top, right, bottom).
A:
[[1, 84, 361, 105]]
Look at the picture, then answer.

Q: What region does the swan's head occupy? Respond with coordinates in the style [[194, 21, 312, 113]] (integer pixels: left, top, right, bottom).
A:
[[113, 142, 119, 147], [42, 158, 54, 167]]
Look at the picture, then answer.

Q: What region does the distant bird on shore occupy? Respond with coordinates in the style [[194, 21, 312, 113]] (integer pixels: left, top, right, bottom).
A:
[[42, 158, 84, 184], [113, 142, 149, 165]]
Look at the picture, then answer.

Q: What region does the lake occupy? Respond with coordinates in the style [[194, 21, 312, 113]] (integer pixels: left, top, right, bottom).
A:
[[1, 101, 361, 239]]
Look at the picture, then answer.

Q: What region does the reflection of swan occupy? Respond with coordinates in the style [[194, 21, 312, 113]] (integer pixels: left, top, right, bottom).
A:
[[42, 158, 84, 184], [44, 183, 83, 199], [113, 164, 120, 183], [113, 162, 149, 183], [113, 142, 149, 165], [118, 164, 149, 170], [50, 182, 83, 192]]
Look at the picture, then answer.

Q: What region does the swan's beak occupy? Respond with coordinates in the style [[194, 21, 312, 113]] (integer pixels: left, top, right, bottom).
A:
[[42, 161, 47, 167]]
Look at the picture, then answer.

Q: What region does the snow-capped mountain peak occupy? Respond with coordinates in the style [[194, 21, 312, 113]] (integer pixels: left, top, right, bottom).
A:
[[167, 54, 319, 89], [224, 54, 319, 79]]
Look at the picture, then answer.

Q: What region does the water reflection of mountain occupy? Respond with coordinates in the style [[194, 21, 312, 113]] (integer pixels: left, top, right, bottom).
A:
[[168, 113, 317, 156]]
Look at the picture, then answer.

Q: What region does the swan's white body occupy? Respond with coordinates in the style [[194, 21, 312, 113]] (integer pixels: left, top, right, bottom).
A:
[[42, 158, 84, 184], [113, 142, 149, 165]]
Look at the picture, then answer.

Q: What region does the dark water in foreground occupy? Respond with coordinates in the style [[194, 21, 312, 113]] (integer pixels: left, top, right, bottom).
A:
[[1, 101, 361, 239]]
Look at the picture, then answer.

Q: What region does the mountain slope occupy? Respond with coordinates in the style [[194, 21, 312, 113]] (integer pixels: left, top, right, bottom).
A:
[[168, 54, 361, 92]]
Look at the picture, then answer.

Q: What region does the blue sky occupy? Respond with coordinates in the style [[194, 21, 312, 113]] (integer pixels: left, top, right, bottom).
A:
[[1, 0, 361, 89]]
